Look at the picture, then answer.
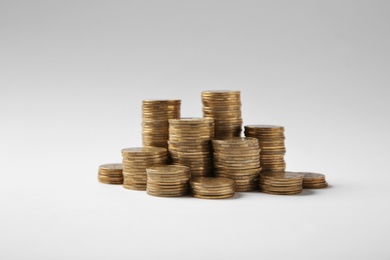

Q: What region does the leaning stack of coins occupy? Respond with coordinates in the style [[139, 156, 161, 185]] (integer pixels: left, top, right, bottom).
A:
[[168, 118, 214, 177], [121, 147, 168, 190], [190, 177, 235, 199], [98, 163, 123, 184], [244, 125, 286, 173], [212, 137, 261, 191], [259, 171, 303, 195], [300, 172, 328, 189], [146, 165, 191, 197], [142, 100, 181, 148], [201, 90, 242, 139]]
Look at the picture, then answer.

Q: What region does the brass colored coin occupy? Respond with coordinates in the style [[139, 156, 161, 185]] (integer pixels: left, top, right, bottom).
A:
[[98, 175, 123, 181], [98, 163, 123, 171], [301, 172, 326, 180], [147, 190, 188, 197], [259, 184, 302, 192], [303, 182, 328, 189], [98, 178, 123, 185], [146, 165, 190, 173], [261, 189, 302, 195], [244, 125, 284, 131], [190, 177, 235, 188], [121, 147, 167, 156], [123, 184, 146, 191], [192, 193, 234, 199], [260, 171, 302, 180]]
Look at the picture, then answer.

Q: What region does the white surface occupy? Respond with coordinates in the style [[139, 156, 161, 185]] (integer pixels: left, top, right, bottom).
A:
[[1, 1, 389, 259]]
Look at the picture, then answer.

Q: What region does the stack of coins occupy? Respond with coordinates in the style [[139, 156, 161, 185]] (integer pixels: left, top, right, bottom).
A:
[[168, 118, 214, 177], [142, 100, 181, 148], [98, 164, 123, 184], [146, 165, 191, 197], [121, 147, 168, 190], [190, 177, 235, 199], [201, 90, 242, 139], [244, 125, 286, 173], [259, 171, 303, 195], [300, 172, 328, 189], [212, 137, 261, 191]]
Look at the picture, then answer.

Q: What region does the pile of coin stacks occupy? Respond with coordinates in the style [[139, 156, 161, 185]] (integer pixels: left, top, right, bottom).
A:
[[301, 172, 328, 189], [168, 118, 214, 177], [201, 90, 242, 139], [190, 177, 235, 199], [98, 164, 123, 184], [244, 125, 286, 173], [259, 171, 303, 195], [142, 100, 181, 148], [146, 165, 191, 197], [212, 137, 261, 191], [121, 147, 168, 190]]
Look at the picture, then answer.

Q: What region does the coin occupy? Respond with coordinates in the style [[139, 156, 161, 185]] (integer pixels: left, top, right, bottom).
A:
[[98, 163, 124, 185], [190, 177, 235, 199], [258, 171, 303, 195], [168, 118, 214, 178], [290, 172, 329, 189], [201, 90, 242, 139], [145, 164, 191, 197], [142, 100, 181, 148], [121, 147, 168, 191]]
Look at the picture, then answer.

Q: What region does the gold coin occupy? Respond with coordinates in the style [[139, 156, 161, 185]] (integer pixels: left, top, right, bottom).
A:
[[192, 193, 235, 199], [123, 184, 146, 191], [261, 189, 302, 195], [190, 177, 234, 187], [121, 147, 167, 155]]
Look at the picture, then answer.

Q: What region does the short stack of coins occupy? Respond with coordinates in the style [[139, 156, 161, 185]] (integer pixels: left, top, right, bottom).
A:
[[212, 137, 261, 191], [300, 172, 328, 189], [121, 147, 168, 190], [146, 165, 191, 197], [168, 118, 214, 177], [259, 171, 303, 195], [201, 90, 242, 139], [142, 100, 181, 148], [190, 177, 235, 199], [98, 164, 123, 184], [244, 125, 286, 173]]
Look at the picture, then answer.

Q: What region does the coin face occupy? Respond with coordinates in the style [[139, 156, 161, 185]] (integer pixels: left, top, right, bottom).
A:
[[99, 163, 123, 171]]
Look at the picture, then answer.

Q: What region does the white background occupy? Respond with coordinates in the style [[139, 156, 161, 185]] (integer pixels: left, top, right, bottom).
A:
[[1, 1, 389, 259]]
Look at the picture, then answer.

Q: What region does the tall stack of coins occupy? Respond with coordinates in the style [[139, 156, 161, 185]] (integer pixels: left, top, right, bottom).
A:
[[98, 164, 123, 184], [212, 137, 261, 191], [168, 118, 214, 177], [190, 177, 235, 199], [142, 100, 181, 148], [300, 172, 328, 189], [146, 165, 191, 197], [259, 171, 303, 195], [244, 125, 286, 173], [121, 147, 168, 190], [201, 90, 242, 139]]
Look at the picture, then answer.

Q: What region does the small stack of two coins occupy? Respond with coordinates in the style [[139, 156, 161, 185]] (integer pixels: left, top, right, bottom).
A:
[[212, 137, 261, 191], [201, 90, 242, 139], [142, 100, 181, 148], [190, 177, 235, 199], [121, 147, 168, 190], [146, 165, 191, 197], [259, 171, 303, 195], [244, 125, 286, 173], [168, 118, 214, 177], [98, 164, 123, 184]]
